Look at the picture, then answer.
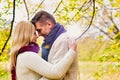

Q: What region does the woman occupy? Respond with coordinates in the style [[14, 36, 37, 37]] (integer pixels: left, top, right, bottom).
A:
[[10, 21, 77, 80]]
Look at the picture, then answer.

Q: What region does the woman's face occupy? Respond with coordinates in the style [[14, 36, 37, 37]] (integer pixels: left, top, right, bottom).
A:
[[32, 31, 39, 42]]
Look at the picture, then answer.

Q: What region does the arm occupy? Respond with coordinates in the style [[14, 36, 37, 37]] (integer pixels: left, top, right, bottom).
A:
[[49, 36, 76, 63], [20, 49, 76, 79]]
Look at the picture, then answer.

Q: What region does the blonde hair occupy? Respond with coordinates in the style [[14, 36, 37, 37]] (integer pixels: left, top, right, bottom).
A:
[[10, 21, 35, 70]]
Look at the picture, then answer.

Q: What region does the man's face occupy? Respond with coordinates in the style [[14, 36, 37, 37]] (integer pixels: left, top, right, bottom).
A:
[[35, 21, 52, 37]]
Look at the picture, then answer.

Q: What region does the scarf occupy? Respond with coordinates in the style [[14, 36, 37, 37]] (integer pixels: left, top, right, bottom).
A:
[[11, 42, 40, 80], [42, 23, 66, 61]]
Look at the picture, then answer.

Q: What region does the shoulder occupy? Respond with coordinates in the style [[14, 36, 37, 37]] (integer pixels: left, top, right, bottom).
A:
[[17, 52, 39, 61], [55, 32, 75, 43], [17, 52, 43, 66], [55, 32, 69, 42]]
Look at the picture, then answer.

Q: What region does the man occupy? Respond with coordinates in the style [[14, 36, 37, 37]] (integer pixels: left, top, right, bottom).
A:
[[31, 10, 78, 80]]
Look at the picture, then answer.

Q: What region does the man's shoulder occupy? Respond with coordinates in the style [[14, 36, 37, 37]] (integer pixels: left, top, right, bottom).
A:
[[56, 32, 75, 42], [52, 32, 68, 46], [56, 32, 68, 40]]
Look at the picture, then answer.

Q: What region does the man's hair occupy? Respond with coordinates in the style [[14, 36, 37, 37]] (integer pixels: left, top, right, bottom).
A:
[[31, 10, 56, 26]]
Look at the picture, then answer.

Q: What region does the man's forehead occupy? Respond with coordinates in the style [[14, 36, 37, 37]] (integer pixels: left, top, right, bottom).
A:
[[36, 22, 45, 26]]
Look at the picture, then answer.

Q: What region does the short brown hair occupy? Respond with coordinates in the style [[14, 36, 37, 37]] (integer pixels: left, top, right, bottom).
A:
[[31, 10, 56, 26]]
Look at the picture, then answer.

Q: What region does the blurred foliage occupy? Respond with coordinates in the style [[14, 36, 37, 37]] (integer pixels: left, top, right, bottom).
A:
[[110, 0, 120, 8], [54, 0, 81, 25], [77, 37, 109, 61], [99, 32, 120, 62], [0, 29, 10, 61], [0, 63, 10, 79], [94, 62, 120, 80], [0, 0, 120, 80], [0, 0, 23, 29], [95, 32, 120, 80]]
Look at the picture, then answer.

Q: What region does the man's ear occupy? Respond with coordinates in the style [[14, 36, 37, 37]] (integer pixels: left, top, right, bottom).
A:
[[46, 20, 54, 28]]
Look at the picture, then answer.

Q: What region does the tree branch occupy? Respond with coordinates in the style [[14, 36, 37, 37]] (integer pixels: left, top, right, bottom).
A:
[[23, 0, 29, 20], [109, 12, 119, 34], [70, 0, 89, 21], [96, 0, 120, 10], [94, 24, 113, 40], [0, 0, 16, 55], [82, 1, 92, 12], [53, 0, 63, 14], [75, 0, 96, 40], [30, 0, 45, 19]]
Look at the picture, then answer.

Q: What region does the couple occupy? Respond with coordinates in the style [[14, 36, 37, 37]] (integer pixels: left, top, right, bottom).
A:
[[9, 10, 78, 80]]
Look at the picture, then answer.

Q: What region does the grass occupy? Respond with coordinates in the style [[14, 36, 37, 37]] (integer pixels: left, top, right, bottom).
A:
[[79, 61, 120, 80]]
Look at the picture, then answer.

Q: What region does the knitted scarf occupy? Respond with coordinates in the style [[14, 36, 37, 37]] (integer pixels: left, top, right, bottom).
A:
[[42, 23, 66, 61], [11, 42, 40, 80]]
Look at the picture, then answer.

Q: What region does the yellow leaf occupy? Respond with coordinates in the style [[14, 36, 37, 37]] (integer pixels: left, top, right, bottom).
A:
[[116, 0, 120, 4], [114, 12, 120, 17]]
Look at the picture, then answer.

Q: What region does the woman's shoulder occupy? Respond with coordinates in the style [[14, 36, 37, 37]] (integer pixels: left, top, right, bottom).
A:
[[17, 52, 39, 61], [17, 52, 43, 66]]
